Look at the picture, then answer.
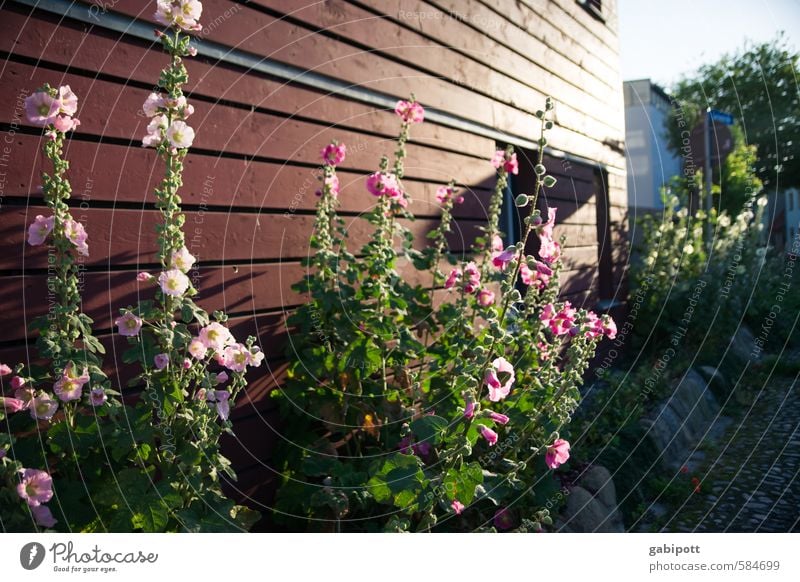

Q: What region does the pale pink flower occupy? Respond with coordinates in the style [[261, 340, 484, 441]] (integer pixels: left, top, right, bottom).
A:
[[115, 312, 143, 336], [158, 269, 190, 296], [17, 469, 54, 507], [63, 218, 89, 256], [170, 246, 196, 273], [484, 357, 515, 402], [477, 289, 495, 306], [56, 85, 78, 116], [451, 500, 465, 514], [0, 396, 25, 413], [216, 371, 229, 384], [321, 142, 346, 166], [143, 92, 165, 117], [221, 343, 249, 373], [14, 387, 34, 408], [247, 346, 265, 368], [53, 363, 90, 402], [188, 338, 208, 360], [166, 120, 195, 149], [53, 115, 80, 133], [27, 214, 54, 246], [212, 390, 230, 420], [317, 174, 339, 197], [32, 504, 57, 528], [491, 247, 516, 270], [491, 235, 504, 252], [137, 271, 154, 282], [463, 261, 481, 294], [154, 353, 170, 370], [25, 91, 59, 126], [603, 316, 618, 339], [188, 46, 198, 57], [444, 268, 461, 290], [0, 363, 12, 376], [30, 393, 58, 420], [545, 438, 570, 469], [520, 260, 553, 290], [394, 100, 424, 123], [198, 322, 234, 351], [10, 376, 25, 391], [435, 185, 463, 205], [142, 113, 168, 148], [479, 424, 498, 446], [487, 411, 510, 425]]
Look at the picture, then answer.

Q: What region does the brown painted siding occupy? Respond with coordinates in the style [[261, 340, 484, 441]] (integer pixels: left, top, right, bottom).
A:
[[0, 0, 627, 518]]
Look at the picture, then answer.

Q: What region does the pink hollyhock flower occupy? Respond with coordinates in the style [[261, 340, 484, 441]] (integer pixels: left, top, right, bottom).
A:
[[491, 247, 516, 270], [216, 371, 229, 384], [247, 346, 265, 368], [115, 312, 143, 336], [154, 353, 169, 370], [56, 85, 78, 116], [537, 341, 551, 361], [545, 438, 570, 469], [484, 356, 515, 402], [479, 424, 498, 446], [53, 115, 80, 133], [540, 302, 576, 336], [89, 388, 107, 407], [64, 219, 89, 256], [538, 207, 561, 264], [487, 411, 510, 425], [0, 396, 25, 413], [16, 468, 54, 507], [25, 91, 59, 126], [463, 395, 475, 419], [198, 322, 234, 351], [188, 46, 198, 57], [463, 261, 481, 294], [477, 289, 495, 306], [142, 114, 167, 147], [493, 507, 514, 530], [213, 390, 230, 421], [316, 174, 339, 197], [194, 388, 207, 401], [27, 214, 54, 246], [444, 268, 462, 290], [158, 268, 190, 296], [603, 316, 618, 339], [166, 120, 195, 149], [137, 271, 154, 282], [188, 338, 208, 360], [451, 500, 465, 515], [170, 245, 196, 273], [10, 376, 25, 390], [321, 142, 346, 166], [143, 92, 165, 117], [520, 259, 553, 290], [53, 363, 90, 402], [221, 343, 249, 373], [490, 150, 518, 175], [182, 358, 192, 370], [0, 363, 12, 376], [394, 100, 424, 123], [32, 504, 58, 528], [491, 235, 504, 252], [30, 393, 58, 420], [14, 387, 35, 408], [435, 185, 463, 205], [365, 171, 402, 200]]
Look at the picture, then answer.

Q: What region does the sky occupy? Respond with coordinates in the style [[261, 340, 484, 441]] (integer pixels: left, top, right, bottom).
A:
[[617, 0, 800, 88]]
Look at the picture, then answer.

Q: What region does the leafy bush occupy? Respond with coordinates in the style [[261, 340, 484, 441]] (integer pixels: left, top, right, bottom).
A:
[[271, 98, 617, 532]]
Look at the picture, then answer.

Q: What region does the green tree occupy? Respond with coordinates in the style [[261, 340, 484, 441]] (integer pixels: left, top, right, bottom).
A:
[[666, 34, 799, 192]]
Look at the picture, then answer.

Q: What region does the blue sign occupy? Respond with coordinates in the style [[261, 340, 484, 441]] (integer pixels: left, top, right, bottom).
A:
[[709, 109, 734, 125]]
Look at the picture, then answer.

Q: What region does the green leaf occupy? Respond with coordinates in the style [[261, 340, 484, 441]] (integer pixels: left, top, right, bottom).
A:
[[443, 462, 483, 504], [410, 415, 449, 445]]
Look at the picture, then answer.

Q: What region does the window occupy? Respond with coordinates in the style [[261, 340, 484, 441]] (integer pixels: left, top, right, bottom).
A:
[[577, 0, 604, 21]]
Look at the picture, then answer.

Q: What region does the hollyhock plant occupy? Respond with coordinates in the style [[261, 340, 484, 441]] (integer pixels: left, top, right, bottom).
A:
[[198, 322, 234, 351], [158, 269, 190, 296], [435, 185, 463, 205], [366, 171, 402, 200], [16, 469, 54, 507], [545, 439, 571, 469]]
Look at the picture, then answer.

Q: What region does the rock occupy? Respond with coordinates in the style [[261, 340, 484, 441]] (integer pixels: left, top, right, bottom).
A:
[[556, 486, 624, 533], [730, 325, 761, 362], [580, 465, 617, 510], [697, 365, 730, 395]]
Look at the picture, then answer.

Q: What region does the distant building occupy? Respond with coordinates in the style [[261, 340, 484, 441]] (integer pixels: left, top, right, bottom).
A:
[[624, 79, 682, 216]]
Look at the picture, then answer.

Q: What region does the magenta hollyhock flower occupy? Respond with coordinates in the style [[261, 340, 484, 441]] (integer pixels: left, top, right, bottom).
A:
[[10, 376, 25, 390], [394, 100, 424, 123], [490, 150, 518, 175], [545, 438, 571, 469], [365, 171, 402, 200], [137, 271, 154, 282], [0, 396, 25, 413], [188, 338, 208, 360], [32, 504, 58, 528], [412, 440, 432, 457], [603, 316, 618, 339], [16, 468, 54, 507], [505, 153, 519, 175], [477, 288, 495, 306], [115, 312, 143, 336], [181, 358, 192, 370], [491, 234, 504, 252], [493, 507, 514, 530], [487, 411, 510, 425], [166, 120, 195, 149], [154, 353, 170, 370], [520, 260, 553, 290], [170, 246, 196, 273], [30, 393, 58, 420], [463, 396, 475, 419], [490, 150, 505, 169], [540, 302, 576, 336], [538, 207, 561, 264], [53, 115, 80, 133], [64, 219, 89, 256], [198, 322, 234, 351], [0, 363, 12, 376], [321, 142, 346, 166], [479, 424, 498, 446], [27, 214, 54, 246], [463, 261, 481, 294], [158, 268, 190, 296], [451, 500, 465, 515], [484, 356, 515, 401], [491, 247, 516, 270], [444, 268, 462, 290], [25, 91, 59, 126]]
